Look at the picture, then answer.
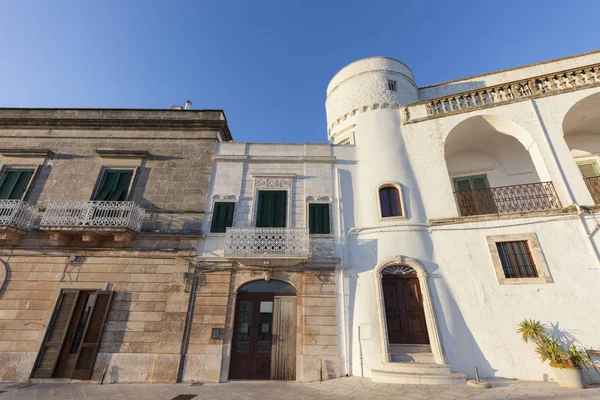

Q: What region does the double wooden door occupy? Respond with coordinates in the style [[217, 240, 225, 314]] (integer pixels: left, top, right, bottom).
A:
[[230, 292, 296, 380], [383, 277, 429, 345], [32, 289, 113, 380]]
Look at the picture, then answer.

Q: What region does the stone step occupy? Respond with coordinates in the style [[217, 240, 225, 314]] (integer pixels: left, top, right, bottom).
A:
[[380, 361, 452, 375], [389, 344, 431, 354], [371, 369, 467, 385], [391, 352, 435, 363]]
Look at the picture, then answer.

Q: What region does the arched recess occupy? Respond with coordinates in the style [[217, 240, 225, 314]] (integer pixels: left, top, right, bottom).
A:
[[562, 92, 600, 204], [229, 278, 298, 381], [372, 255, 446, 365], [444, 115, 559, 215]]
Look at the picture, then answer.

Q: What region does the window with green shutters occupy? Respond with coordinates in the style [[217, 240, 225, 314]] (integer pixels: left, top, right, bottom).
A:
[[211, 202, 235, 233], [308, 203, 330, 234], [256, 190, 287, 228], [93, 170, 134, 201], [0, 168, 35, 200]]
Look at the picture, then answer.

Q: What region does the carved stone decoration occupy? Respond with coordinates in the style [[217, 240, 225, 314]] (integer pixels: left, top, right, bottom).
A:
[[255, 177, 292, 189], [381, 265, 417, 275]]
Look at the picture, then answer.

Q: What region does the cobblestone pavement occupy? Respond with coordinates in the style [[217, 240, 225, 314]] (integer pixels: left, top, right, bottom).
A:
[[1, 377, 600, 400]]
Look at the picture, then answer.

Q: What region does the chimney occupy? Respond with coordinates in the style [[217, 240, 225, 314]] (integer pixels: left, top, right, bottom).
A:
[[184, 100, 192, 110]]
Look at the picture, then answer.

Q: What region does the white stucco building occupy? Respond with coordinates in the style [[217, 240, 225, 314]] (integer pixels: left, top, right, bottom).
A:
[[192, 51, 600, 386], [329, 51, 600, 384]]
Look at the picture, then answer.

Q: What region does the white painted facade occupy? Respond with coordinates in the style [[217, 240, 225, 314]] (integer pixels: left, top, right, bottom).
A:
[[328, 51, 600, 384]]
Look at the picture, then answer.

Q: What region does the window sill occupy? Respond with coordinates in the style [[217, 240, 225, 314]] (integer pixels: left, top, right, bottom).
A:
[[379, 216, 407, 222], [497, 276, 553, 285], [309, 234, 334, 238], [206, 233, 226, 237]]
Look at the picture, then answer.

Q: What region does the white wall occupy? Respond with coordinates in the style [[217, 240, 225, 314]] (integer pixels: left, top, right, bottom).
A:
[[201, 142, 338, 260], [328, 54, 600, 384]]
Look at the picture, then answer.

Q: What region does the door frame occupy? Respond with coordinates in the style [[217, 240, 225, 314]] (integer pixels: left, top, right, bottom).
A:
[[226, 278, 299, 381], [372, 255, 446, 365], [30, 282, 110, 380]]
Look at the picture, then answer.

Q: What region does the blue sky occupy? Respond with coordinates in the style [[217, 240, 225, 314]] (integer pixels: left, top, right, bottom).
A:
[[0, 1, 598, 143]]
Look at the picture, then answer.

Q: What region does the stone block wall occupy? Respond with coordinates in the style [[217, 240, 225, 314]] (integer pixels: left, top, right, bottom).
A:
[[0, 250, 191, 383], [183, 268, 340, 383]]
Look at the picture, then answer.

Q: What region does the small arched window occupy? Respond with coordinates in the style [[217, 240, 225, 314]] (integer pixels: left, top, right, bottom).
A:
[[379, 186, 402, 218]]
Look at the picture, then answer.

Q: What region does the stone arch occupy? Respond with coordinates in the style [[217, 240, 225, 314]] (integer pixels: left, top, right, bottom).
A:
[[372, 255, 446, 365], [562, 92, 600, 156], [444, 114, 552, 184], [236, 279, 297, 294]]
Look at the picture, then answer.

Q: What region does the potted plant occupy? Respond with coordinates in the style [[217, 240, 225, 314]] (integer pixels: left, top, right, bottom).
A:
[[518, 319, 592, 389]]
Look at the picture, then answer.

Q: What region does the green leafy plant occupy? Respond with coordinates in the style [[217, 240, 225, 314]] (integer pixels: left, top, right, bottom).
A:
[[518, 319, 592, 369]]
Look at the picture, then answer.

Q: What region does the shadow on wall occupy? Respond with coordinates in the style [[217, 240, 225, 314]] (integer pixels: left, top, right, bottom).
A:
[[93, 291, 132, 384], [431, 276, 495, 379], [0, 258, 10, 300]]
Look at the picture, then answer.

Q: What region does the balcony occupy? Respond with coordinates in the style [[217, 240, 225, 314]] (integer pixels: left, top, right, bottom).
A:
[[0, 200, 36, 245], [454, 182, 562, 217], [224, 227, 310, 267], [404, 63, 600, 123], [584, 177, 600, 205], [40, 201, 145, 246]]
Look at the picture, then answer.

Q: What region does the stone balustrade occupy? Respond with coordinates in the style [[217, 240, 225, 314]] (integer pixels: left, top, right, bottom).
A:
[[404, 63, 600, 123]]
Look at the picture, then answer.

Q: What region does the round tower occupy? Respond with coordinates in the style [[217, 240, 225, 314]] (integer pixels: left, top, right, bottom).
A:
[[326, 57, 426, 226]]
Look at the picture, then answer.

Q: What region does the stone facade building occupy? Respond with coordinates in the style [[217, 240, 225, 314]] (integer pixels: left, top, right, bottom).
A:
[[2, 49, 600, 387], [0, 108, 231, 383], [191, 142, 340, 382]]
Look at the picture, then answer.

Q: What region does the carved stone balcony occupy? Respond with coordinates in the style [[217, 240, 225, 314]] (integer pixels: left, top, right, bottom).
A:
[[224, 227, 310, 267], [454, 182, 562, 217], [40, 201, 145, 246], [404, 63, 600, 123], [0, 200, 36, 245]]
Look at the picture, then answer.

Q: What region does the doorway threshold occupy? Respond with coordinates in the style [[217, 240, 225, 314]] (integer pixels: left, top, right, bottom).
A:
[[29, 378, 100, 385]]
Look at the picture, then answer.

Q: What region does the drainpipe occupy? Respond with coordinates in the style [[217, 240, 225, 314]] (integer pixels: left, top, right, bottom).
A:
[[177, 268, 198, 383], [335, 168, 351, 377]]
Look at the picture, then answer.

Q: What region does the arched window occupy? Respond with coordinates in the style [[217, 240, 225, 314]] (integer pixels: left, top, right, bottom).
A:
[[379, 186, 402, 217]]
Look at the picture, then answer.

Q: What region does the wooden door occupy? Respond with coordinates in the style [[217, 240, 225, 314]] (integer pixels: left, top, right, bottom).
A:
[[383, 277, 429, 345], [271, 296, 296, 380], [230, 292, 275, 379], [33, 289, 113, 380], [72, 291, 114, 380], [32, 290, 79, 378]]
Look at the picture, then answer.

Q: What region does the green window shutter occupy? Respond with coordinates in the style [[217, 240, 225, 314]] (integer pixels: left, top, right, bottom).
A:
[[309, 203, 330, 234], [578, 162, 599, 178], [0, 168, 35, 200], [93, 170, 133, 201], [256, 191, 287, 228], [453, 175, 490, 192], [211, 202, 235, 233]]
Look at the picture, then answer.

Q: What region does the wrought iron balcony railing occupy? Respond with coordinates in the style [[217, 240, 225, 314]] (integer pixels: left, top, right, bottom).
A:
[[584, 176, 600, 205], [0, 200, 36, 230], [224, 227, 310, 258], [454, 182, 562, 217], [40, 201, 145, 232]]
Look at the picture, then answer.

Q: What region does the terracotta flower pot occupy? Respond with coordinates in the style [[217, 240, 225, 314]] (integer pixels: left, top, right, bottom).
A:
[[551, 365, 585, 389]]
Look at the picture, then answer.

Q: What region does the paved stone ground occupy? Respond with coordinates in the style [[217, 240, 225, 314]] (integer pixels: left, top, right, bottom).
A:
[[1, 377, 600, 400]]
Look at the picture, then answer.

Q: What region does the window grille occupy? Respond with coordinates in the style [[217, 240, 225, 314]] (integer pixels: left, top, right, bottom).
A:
[[387, 80, 397, 91], [496, 241, 538, 278]]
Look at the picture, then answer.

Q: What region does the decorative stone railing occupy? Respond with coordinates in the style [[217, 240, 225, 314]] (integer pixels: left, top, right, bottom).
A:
[[454, 182, 562, 217], [224, 227, 310, 261], [405, 63, 600, 123], [41, 201, 145, 232], [0, 200, 36, 231]]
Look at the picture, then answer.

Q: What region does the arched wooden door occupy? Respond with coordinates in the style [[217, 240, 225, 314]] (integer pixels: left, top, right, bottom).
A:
[[229, 280, 296, 380], [382, 266, 429, 345]]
